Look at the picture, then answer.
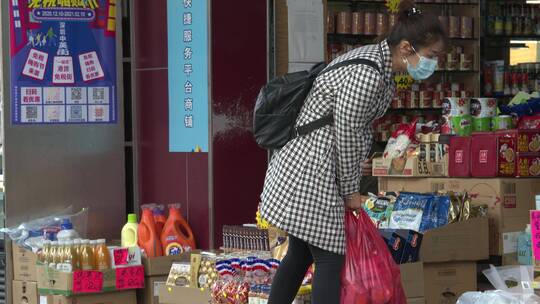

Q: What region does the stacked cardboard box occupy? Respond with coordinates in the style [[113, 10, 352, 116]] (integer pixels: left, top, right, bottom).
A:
[[12, 244, 39, 304], [379, 178, 500, 304], [139, 253, 192, 304]]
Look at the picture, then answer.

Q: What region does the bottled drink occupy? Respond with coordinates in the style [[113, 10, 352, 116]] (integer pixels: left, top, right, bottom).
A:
[[39, 240, 51, 264], [95, 239, 111, 271], [73, 239, 82, 261], [65, 240, 80, 271], [49, 241, 59, 268], [80, 240, 95, 270], [505, 5, 513, 35]]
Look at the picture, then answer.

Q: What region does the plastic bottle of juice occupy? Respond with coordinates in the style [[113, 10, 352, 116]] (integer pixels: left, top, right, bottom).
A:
[[95, 239, 111, 271], [160, 203, 196, 255], [80, 240, 95, 270], [121, 214, 139, 247], [153, 205, 167, 237], [73, 239, 82, 261], [49, 241, 59, 268], [65, 240, 80, 271], [138, 205, 163, 257], [40, 240, 51, 264]]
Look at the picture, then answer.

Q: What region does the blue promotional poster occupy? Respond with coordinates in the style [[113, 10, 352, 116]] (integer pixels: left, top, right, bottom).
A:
[[9, 0, 117, 124], [167, 0, 209, 152]]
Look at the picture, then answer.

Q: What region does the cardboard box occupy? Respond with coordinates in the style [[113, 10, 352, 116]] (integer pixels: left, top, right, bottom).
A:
[[373, 156, 447, 177], [137, 276, 167, 304], [158, 285, 210, 304], [420, 217, 489, 263], [12, 280, 38, 304], [423, 262, 477, 304], [379, 177, 540, 255], [449, 136, 471, 177], [516, 129, 540, 153], [37, 264, 143, 295], [48, 291, 136, 304], [400, 262, 424, 299], [142, 254, 192, 277], [13, 244, 38, 281], [407, 298, 426, 304]]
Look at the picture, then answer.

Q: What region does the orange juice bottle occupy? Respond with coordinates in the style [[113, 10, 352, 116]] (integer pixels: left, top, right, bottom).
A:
[[138, 205, 163, 257], [40, 240, 51, 264], [80, 240, 95, 270], [95, 239, 111, 271], [49, 241, 59, 268], [65, 240, 80, 271], [73, 239, 82, 261], [161, 203, 196, 255]]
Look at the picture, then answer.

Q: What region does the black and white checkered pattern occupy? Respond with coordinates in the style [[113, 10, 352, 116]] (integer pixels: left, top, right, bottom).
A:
[[260, 40, 395, 254]]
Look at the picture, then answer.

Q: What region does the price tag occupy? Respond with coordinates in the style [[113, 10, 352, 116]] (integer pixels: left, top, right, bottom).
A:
[[395, 74, 414, 90], [113, 248, 129, 266], [72, 271, 103, 293], [116, 265, 145, 290], [531, 211, 540, 261]]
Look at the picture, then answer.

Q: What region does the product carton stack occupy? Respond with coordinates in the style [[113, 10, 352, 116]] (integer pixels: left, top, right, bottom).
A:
[[139, 253, 193, 304], [12, 243, 39, 304], [379, 178, 502, 304]]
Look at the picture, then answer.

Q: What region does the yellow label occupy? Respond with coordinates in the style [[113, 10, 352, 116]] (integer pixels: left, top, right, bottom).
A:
[[386, 0, 401, 14], [395, 74, 414, 90]]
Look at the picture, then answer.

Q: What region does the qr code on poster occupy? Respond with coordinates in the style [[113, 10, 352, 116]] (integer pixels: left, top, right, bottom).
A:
[[70, 105, 82, 119], [26, 106, 38, 119], [70, 88, 82, 101], [93, 88, 105, 101]]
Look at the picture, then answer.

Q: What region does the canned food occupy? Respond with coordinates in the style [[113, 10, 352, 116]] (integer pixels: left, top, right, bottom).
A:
[[492, 115, 514, 130], [351, 12, 364, 35], [391, 97, 404, 109], [442, 97, 470, 115], [450, 83, 463, 91], [446, 53, 459, 71], [406, 91, 419, 108], [376, 13, 388, 35], [460, 17, 473, 38], [388, 14, 396, 29], [419, 91, 433, 108], [448, 16, 460, 38], [364, 12, 376, 35], [459, 54, 473, 71], [337, 12, 352, 34], [327, 13, 336, 33], [433, 92, 444, 108]]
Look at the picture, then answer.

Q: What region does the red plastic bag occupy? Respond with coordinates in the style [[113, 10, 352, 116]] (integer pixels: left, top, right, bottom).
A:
[[341, 210, 407, 304]]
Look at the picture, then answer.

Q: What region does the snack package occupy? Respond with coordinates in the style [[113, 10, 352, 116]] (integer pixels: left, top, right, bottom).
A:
[[363, 193, 397, 229], [166, 262, 191, 287], [389, 193, 430, 231], [420, 195, 450, 232], [383, 119, 418, 160]]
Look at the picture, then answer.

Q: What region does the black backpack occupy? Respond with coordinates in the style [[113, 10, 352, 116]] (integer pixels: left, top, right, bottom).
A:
[[253, 58, 380, 150]]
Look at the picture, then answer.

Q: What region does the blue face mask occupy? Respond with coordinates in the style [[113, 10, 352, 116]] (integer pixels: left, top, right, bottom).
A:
[[406, 47, 438, 80]]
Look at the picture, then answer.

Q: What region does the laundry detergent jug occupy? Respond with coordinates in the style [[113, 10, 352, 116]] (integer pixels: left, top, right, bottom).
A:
[[161, 203, 196, 255], [138, 205, 163, 257]]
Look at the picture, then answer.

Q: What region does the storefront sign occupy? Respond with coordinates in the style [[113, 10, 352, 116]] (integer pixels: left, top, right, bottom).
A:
[[9, 0, 117, 124], [167, 0, 209, 152]]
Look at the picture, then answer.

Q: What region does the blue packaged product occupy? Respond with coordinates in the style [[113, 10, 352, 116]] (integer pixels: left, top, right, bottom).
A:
[[419, 195, 450, 232], [389, 192, 431, 232], [393, 229, 423, 264], [363, 193, 396, 229], [378, 229, 406, 264]]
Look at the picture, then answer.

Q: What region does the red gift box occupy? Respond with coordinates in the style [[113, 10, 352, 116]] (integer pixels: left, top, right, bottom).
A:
[[449, 136, 471, 177]]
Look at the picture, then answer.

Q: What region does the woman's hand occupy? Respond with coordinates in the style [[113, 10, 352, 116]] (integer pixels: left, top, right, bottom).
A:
[[345, 192, 368, 211]]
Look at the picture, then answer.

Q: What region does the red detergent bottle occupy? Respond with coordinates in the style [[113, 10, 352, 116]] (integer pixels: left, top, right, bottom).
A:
[[153, 205, 167, 237]]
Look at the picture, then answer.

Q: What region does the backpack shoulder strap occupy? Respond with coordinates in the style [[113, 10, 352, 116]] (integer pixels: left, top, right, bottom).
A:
[[319, 58, 381, 77]]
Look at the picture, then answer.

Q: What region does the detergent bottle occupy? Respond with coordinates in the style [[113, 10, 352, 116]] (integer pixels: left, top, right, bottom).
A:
[[138, 205, 163, 257], [161, 203, 196, 255], [121, 213, 139, 247], [153, 205, 167, 237]]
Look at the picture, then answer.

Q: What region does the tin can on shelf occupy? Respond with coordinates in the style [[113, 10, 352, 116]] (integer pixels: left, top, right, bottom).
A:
[[391, 97, 404, 109], [446, 53, 459, 71], [437, 54, 446, 70], [443, 97, 470, 115], [327, 13, 336, 33], [448, 16, 460, 38], [376, 13, 388, 35], [438, 16, 449, 35], [471, 98, 497, 132], [388, 14, 396, 29], [337, 12, 352, 34], [459, 54, 473, 71], [419, 91, 433, 108], [460, 17, 473, 38], [364, 12, 376, 35], [351, 12, 364, 35], [493, 115, 514, 130]]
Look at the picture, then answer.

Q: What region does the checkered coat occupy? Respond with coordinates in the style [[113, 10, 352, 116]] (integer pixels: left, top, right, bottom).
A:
[[260, 40, 396, 254]]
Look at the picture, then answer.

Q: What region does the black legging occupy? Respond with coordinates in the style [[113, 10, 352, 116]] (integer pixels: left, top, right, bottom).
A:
[[268, 235, 345, 304]]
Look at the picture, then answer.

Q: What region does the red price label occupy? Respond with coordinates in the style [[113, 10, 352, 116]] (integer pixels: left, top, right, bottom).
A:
[[73, 271, 103, 293], [531, 211, 540, 260], [115, 265, 145, 290], [113, 248, 129, 266]]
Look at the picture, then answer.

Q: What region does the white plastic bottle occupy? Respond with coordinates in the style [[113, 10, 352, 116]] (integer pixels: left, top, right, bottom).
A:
[[57, 218, 80, 241], [536, 195, 540, 210], [121, 213, 139, 247]]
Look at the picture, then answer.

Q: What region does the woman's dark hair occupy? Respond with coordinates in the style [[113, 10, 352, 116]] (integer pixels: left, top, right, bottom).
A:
[[386, 0, 447, 49]]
